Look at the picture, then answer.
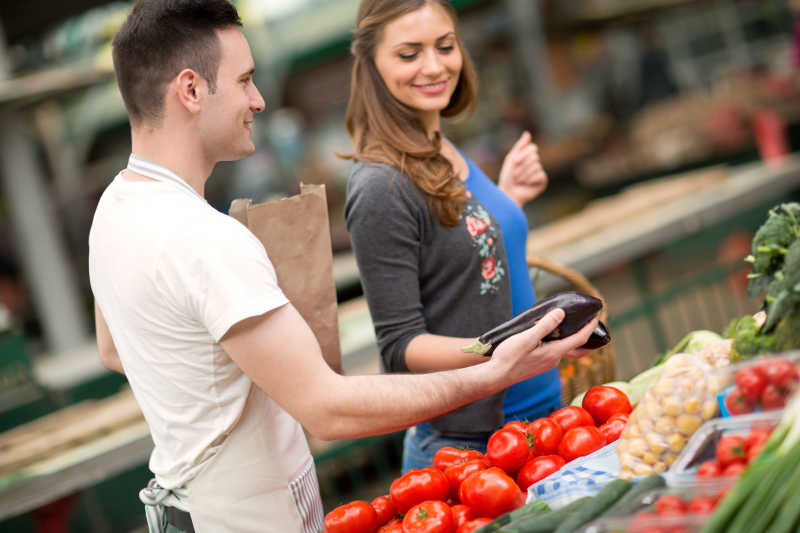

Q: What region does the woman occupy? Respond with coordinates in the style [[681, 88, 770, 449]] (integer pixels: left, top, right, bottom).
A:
[[343, 0, 574, 472]]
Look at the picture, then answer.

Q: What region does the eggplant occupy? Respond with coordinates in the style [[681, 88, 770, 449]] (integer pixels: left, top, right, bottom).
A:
[[582, 320, 611, 349], [462, 291, 607, 356]]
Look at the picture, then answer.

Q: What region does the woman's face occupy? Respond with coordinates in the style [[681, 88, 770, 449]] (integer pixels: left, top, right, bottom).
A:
[[373, 3, 463, 131]]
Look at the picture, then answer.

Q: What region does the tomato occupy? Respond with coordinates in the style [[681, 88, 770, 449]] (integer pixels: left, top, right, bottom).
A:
[[371, 495, 397, 526], [629, 511, 663, 533], [459, 467, 525, 519], [724, 387, 755, 415], [377, 518, 403, 533], [324, 500, 378, 533], [686, 494, 716, 514], [503, 420, 529, 434], [403, 500, 455, 533], [598, 418, 626, 444], [456, 517, 493, 533], [444, 459, 491, 500], [653, 494, 685, 516], [549, 406, 595, 433], [526, 418, 563, 456], [581, 386, 632, 425], [715, 435, 746, 467], [722, 461, 747, 477], [734, 367, 767, 403], [760, 383, 788, 409], [433, 446, 485, 472], [696, 459, 722, 478], [450, 504, 473, 527], [744, 426, 772, 452], [516, 455, 566, 491], [759, 358, 799, 388], [486, 428, 531, 475], [557, 426, 605, 462], [606, 413, 630, 425], [390, 467, 451, 513]]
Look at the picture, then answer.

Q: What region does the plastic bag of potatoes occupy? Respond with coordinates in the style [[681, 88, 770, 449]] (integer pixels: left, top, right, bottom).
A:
[[617, 340, 731, 479]]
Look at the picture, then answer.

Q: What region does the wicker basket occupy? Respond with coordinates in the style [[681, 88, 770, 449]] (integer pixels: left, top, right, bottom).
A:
[[527, 256, 618, 406]]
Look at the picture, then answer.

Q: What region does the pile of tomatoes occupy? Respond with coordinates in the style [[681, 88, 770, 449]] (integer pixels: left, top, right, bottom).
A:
[[323, 386, 632, 533], [624, 490, 725, 533], [694, 423, 773, 479], [724, 356, 799, 414]]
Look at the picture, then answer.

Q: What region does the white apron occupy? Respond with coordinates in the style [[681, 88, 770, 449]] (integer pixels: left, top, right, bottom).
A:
[[186, 384, 324, 533], [126, 154, 324, 532]]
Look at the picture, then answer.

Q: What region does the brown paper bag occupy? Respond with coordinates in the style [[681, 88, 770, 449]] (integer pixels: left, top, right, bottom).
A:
[[229, 184, 342, 372]]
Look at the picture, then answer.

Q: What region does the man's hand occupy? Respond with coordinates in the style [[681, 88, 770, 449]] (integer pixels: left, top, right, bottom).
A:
[[497, 131, 547, 207], [488, 308, 598, 384]]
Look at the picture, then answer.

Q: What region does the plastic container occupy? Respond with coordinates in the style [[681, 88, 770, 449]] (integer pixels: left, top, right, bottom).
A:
[[667, 410, 782, 479], [583, 511, 709, 533], [715, 351, 800, 417]]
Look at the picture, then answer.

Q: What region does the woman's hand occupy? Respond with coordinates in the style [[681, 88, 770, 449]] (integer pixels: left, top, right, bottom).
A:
[[497, 131, 547, 207]]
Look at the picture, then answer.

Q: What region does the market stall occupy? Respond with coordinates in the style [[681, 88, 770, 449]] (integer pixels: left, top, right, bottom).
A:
[[320, 201, 800, 533]]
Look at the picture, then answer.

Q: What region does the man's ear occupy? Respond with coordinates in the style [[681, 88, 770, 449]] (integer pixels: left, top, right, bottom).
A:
[[173, 68, 204, 114]]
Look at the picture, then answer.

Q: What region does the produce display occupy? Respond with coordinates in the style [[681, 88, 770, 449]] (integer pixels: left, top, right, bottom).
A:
[[321, 203, 800, 533]]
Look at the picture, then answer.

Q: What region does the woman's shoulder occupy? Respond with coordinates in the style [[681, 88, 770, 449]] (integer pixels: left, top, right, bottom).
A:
[[348, 160, 418, 198]]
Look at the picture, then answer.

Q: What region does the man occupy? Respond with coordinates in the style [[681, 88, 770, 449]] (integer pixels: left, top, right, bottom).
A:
[[89, 1, 597, 532]]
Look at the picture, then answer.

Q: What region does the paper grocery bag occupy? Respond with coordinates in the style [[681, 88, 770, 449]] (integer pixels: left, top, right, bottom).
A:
[[229, 184, 342, 373]]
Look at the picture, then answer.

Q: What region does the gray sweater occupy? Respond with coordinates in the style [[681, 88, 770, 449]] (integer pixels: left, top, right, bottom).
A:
[[345, 161, 512, 435]]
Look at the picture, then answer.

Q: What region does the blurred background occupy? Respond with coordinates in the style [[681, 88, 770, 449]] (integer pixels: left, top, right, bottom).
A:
[[1, 0, 800, 531]]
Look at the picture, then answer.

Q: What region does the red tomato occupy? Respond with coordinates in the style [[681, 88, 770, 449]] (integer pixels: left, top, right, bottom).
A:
[[557, 426, 605, 462], [503, 420, 529, 434], [722, 461, 747, 477], [715, 435, 746, 467], [759, 358, 799, 388], [403, 500, 455, 533], [444, 459, 491, 500], [377, 520, 404, 533], [629, 511, 663, 533], [549, 406, 595, 433], [760, 383, 788, 409], [486, 428, 531, 475], [686, 494, 716, 514], [744, 426, 772, 452], [734, 367, 767, 403], [526, 418, 563, 456], [653, 494, 685, 516], [324, 500, 378, 533], [458, 467, 525, 519], [606, 413, 630, 425], [371, 495, 397, 526], [433, 447, 485, 472], [450, 504, 473, 527], [516, 455, 566, 491], [581, 386, 632, 425], [696, 460, 722, 478], [598, 418, 627, 444], [390, 467, 451, 513], [724, 387, 755, 415], [456, 517, 493, 533]]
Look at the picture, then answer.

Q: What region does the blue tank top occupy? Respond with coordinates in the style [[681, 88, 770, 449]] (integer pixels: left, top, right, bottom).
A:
[[462, 154, 562, 421]]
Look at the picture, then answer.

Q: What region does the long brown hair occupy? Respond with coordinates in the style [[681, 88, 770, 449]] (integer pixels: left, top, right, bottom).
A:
[[343, 0, 478, 226]]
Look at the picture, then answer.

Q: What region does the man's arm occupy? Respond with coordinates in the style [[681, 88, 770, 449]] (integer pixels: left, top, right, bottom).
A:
[[220, 303, 596, 441], [94, 302, 125, 374]]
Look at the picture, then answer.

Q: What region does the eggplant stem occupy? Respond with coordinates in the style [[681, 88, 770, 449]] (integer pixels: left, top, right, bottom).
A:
[[461, 339, 492, 356]]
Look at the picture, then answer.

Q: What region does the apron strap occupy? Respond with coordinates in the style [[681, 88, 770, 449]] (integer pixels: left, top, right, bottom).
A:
[[140, 478, 191, 533]]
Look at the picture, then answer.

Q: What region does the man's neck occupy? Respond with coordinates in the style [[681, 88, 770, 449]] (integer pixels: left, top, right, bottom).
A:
[[130, 128, 212, 197]]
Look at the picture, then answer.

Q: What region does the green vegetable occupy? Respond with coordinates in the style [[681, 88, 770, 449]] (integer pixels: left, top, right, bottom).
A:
[[478, 500, 550, 532], [764, 454, 800, 533], [599, 474, 666, 517], [763, 239, 800, 332], [745, 202, 800, 297], [495, 496, 591, 533], [723, 315, 776, 361], [775, 313, 800, 352], [654, 330, 723, 365], [551, 479, 632, 533]]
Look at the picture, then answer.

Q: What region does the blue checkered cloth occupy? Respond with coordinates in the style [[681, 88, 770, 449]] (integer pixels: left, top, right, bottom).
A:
[[527, 441, 621, 509]]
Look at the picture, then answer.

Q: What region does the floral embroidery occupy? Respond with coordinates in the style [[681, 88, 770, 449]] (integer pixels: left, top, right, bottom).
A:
[[461, 200, 505, 294]]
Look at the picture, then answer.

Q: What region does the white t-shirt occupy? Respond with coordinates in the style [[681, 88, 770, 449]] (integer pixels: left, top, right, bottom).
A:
[[89, 173, 288, 489]]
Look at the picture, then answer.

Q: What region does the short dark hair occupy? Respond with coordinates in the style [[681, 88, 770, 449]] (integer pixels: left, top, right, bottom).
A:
[[112, 0, 242, 126]]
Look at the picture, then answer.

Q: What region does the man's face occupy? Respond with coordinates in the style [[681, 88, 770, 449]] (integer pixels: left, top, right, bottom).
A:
[[198, 27, 265, 162]]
